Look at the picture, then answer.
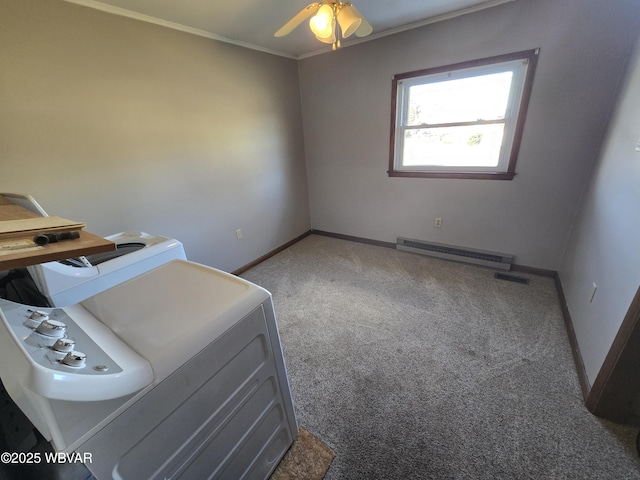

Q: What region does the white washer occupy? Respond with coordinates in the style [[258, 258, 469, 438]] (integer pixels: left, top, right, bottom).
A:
[[0, 260, 297, 479], [27, 231, 187, 306], [1, 193, 186, 306]]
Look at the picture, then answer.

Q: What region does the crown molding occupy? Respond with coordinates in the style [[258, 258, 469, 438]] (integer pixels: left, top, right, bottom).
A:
[[63, 0, 297, 59]]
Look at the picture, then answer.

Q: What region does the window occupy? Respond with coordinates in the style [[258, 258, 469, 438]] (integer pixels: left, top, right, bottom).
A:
[[389, 49, 538, 180]]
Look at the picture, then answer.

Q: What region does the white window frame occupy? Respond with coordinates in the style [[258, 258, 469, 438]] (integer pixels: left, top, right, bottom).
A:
[[389, 50, 539, 180]]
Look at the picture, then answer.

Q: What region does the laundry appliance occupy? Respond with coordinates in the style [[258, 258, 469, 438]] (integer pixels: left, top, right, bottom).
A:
[[0, 193, 186, 306], [0, 259, 297, 479], [26, 230, 187, 306]]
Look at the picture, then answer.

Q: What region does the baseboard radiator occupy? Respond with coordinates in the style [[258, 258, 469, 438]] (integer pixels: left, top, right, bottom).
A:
[[396, 237, 513, 271]]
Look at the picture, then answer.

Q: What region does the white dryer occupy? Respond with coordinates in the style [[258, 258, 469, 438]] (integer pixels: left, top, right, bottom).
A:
[[0, 260, 297, 479]]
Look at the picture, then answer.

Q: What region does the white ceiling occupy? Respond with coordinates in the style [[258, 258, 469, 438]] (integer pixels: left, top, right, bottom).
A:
[[64, 0, 515, 59]]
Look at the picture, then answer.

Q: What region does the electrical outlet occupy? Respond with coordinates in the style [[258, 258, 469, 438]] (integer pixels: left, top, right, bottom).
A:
[[236, 229, 242, 240], [435, 217, 442, 228]]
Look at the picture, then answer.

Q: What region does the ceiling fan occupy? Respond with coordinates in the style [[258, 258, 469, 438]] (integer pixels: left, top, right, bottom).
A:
[[275, 1, 373, 50]]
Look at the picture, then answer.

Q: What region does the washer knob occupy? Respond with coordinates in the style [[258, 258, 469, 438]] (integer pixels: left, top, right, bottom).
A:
[[62, 351, 86, 368], [52, 338, 75, 353], [29, 310, 49, 321], [24, 311, 49, 328], [35, 319, 66, 338]]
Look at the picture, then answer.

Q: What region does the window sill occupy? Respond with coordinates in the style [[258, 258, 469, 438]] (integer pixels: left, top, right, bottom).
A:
[[387, 170, 516, 180]]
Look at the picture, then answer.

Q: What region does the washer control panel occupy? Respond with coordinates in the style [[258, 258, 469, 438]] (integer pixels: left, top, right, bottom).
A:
[[0, 299, 121, 376]]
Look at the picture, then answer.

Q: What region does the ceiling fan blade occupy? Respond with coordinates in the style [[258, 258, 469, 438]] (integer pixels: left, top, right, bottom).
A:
[[350, 5, 373, 37], [274, 3, 320, 37]]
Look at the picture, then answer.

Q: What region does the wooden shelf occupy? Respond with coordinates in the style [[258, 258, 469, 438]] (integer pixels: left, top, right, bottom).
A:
[[0, 231, 115, 271], [0, 195, 115, 271]]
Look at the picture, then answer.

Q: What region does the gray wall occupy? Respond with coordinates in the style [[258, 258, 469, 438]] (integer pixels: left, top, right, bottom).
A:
[[560, 37, 640, 385], [298, 0, 640, 270], [1, 0, 310, 272]]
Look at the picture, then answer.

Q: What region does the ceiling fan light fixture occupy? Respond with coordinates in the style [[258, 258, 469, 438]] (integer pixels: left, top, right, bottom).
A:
[[315, 34, 334, 44], [337, 4, 362, 38], [351, 4, 373, 37], [275, 0, 372, 50], [309, 4, 334, 38], [315, 17, 336, 43]]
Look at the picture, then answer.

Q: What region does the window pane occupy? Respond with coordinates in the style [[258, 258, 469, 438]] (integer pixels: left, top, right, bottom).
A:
[[402, 124, 505, 168], [406, 72, 513, 126]]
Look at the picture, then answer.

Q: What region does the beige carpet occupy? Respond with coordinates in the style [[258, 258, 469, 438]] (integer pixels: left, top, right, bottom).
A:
[[243, 234, 640, 479], [271, 427, 335, 480]]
